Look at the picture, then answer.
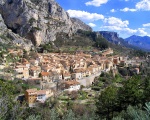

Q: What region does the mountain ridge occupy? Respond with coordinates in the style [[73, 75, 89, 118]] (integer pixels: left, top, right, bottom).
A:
[[125, 35, 150, 51], [0, 0, 149, 52]]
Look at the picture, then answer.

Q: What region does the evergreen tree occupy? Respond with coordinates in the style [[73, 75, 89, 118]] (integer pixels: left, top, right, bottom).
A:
[[96, 86, 118, 119]]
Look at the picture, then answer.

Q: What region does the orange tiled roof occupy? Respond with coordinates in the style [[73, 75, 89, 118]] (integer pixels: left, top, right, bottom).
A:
[[41, 72, 50, 76], [63, 73, 71, 77], [26, 88, 37, 93], [74, 68, 86, 73], [64, 80, 80, 85], [30, 67, 38, 71], [23, 61, 29, 65], [37, 90, 46, 95]]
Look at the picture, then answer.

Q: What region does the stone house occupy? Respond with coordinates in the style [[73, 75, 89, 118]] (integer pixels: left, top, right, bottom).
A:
[[105, 60, 113, 71], [41, 66, 52, 72], [54, 66, 62, 74], [36, 54, 43, 63], [22, 61, 30, 68], [86, 68, 92, 76], [36, 89, 53, 103], [64, 80, 80, 92], [25, 88, 37, 107], [73, 68, 87, 78], [14, 65, 29, 79], [63, 72, 71, 80], [29, 59, 39, 66], [25, 88, 53, 107], [30, 66, 41, 78], [51, 71, 63, 82], [40, 72, 53, 82], [81, 69, 87, 77], [71, 72, 82, 80], [113, 56, 123, 65]]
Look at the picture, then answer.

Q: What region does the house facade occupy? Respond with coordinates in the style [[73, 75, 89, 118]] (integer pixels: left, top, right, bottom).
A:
[[25, 88, 53, 107], [64, 80, 80, 92]]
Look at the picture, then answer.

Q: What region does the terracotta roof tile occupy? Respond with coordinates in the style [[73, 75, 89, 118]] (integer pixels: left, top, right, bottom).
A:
[[37, 90, 46, 95], [64, 80, 80, 85], [26, 88, 37, 93], [41, 72, 50, 76]]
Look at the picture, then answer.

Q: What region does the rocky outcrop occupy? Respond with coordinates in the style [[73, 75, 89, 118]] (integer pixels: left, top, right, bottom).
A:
[[99, 31, 137, 49], [99, 31, 121, 44], [0, 14, 33, 51], [0, 14, 8, 43], [71, 18, 92, 32], [0, 0, 92, 46]]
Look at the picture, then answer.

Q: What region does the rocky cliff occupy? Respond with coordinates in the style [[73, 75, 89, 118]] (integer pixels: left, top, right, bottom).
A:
[[0, 14, 32, 51], [99, 31, 121, 44], [99, 31, 139, 49], [0, 0, 92, 47]]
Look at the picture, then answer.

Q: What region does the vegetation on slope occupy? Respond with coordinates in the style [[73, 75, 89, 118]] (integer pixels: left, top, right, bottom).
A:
[[38, 30, 109, 53], [1, 73, 150, 120]]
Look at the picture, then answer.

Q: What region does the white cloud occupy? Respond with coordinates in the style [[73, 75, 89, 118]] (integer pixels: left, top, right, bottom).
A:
[[85, 0, 108, 7], [119, 0, 129, 1], [121, 0, 150, 12], [136, 0, 150, 11], [100, 16, 148, 37], [67, 10, 104, 21], [103, 17, 129, 28], [121, 28, 148, 36], [137, 28, 148, 36], [110, 9, 116, 12], [88, 23, 96, 27], [143, 23, 150, 27], [120, 7, 137, 12], [101, 26, 122, 31], [123, 28, 137, 34]]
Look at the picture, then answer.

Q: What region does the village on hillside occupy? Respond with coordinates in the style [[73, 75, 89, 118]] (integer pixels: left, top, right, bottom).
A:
[[0, 48, 144, 107]]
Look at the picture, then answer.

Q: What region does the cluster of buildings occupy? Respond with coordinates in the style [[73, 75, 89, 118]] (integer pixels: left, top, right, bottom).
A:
[[0, 48, 143, 106], [25, 88, 53, 107]]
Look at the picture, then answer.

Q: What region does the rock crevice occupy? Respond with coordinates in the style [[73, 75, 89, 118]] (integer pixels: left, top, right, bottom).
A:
[[0, 0, 92, 46]]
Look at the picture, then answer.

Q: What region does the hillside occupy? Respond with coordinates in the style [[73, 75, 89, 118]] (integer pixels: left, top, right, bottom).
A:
[[0, 0, 148, 54], [125, 35, 150, 51]]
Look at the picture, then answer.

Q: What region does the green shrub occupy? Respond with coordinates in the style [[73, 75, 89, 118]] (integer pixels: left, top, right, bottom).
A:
[[32, 27, 42, 31], [58, 96, 69, 101], [30, 0, 41, 5], [91, 86, 101, 91], [0, 34, 8, 40], [118, 68, 128, 76], [29, 18, 36, 24]]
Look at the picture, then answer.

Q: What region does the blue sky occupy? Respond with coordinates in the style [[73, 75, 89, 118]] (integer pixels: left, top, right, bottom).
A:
[[56, 0, 150, 38]]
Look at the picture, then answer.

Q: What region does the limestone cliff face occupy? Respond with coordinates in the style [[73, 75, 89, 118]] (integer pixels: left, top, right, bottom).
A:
[[99, 31, 135, 49], [71, 18, 92, 32], [0, 0, 92, 46], [99, 31, 121, 44], [0, 14, 32, 51]]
